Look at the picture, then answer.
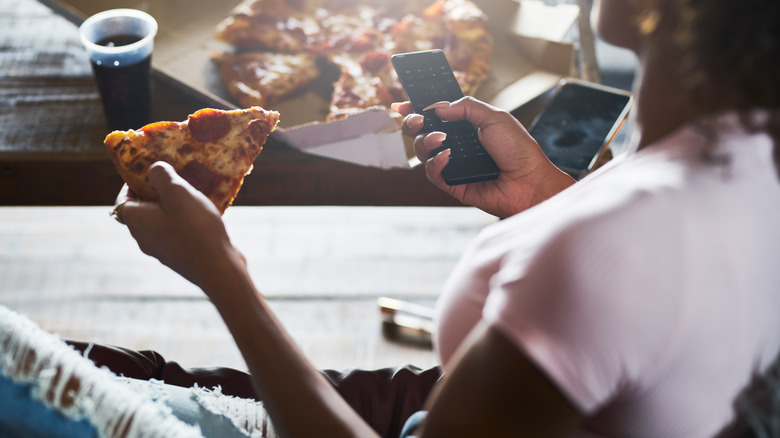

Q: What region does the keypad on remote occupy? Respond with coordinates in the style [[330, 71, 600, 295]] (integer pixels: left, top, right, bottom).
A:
[[397, 63, 487, 161]]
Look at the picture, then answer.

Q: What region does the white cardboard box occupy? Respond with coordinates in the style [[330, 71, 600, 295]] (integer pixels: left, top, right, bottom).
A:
[[45, 0, 579, 169]]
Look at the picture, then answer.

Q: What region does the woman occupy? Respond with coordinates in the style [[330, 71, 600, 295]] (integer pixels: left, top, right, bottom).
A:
[[113, 0, 780, 435]]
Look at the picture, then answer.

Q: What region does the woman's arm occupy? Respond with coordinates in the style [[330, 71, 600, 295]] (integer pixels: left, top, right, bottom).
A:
[[116, 160, 581, 437], [118, 162, 379, 438], [200, 255, 378, 437], [419, 322, 584, 437]]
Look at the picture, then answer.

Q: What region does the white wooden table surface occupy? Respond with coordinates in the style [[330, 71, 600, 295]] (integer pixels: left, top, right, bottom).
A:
[[0, 206, 496, 372]]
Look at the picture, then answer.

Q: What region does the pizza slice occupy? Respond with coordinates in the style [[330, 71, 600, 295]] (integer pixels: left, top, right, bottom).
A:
[[388, 0, 492, 97], [327, 51, 404, 121], [212, 51, 320, 109], [103, 107, 280, 214], [440, 0, 493, 96], [213, 0, 321, 51]]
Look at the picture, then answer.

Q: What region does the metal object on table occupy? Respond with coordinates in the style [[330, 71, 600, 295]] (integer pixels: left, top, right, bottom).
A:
[[378, 297, 435, 348]]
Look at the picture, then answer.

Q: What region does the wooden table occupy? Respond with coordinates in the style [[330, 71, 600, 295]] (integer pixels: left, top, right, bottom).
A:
[[0, 0, 554, 207], [0, 206, 498, 370]]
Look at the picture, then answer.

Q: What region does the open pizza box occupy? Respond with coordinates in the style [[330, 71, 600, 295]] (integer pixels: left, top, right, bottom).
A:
[[42, 0, 580, 169]]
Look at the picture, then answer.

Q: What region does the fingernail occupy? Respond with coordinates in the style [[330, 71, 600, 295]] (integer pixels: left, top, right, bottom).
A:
[[427, 132, 447, 144], [407, 114, 424, 130], [423, 101, 450, 111], [390, 102, 402, 112], [435, 147, 451, 163]]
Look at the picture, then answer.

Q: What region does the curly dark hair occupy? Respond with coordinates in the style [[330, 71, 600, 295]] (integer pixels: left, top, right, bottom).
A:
[[635, 0, 780, 173]]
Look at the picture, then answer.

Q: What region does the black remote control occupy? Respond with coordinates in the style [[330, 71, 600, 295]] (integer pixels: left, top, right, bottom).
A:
[[392, 50, 499, 185]]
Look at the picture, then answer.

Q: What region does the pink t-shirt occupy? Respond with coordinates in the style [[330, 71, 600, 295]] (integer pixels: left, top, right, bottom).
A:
[[435, 112, 780, 437]]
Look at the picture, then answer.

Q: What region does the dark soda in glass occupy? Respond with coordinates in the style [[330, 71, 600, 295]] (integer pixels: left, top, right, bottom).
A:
[[79, 9, 158, 132], [91, 34, 152, 131]]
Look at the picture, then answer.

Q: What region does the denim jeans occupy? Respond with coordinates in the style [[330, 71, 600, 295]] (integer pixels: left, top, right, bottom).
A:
[[399, 410, 428, 438], [0, 373, 265, 438], [0, 373, 98, 438]]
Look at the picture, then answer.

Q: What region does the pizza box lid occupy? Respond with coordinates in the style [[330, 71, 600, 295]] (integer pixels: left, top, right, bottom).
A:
[[41, 0, 578, 169]]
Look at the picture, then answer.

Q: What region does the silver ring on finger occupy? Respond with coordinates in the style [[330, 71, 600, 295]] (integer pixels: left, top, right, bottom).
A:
[[110, 200, 129, 225]]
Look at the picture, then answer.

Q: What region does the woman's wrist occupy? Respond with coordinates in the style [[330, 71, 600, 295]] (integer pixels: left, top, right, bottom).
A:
[[530, 165, 576, 206], [493, 164, 575, 219], [195, 244, 254, 302]]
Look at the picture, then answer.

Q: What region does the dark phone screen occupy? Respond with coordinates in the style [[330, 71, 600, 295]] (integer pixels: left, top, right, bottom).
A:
[[529, 83, 631, 173]]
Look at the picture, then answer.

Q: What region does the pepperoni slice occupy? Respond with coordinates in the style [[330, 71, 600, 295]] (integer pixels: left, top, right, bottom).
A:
[[188, 109, 231, 143], [179, 161, 221, 196], [360, 51, 390, 75]]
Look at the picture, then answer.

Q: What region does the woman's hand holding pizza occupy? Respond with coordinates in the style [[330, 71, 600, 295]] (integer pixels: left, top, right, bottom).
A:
[[114, 161, 246, 294]]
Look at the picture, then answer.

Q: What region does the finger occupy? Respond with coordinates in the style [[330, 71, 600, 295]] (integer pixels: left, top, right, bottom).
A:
[[118, 197, 158, 228], [422, 101, 451, 112], [146, 161, 188, 206], [401, 113, 424, 137], [390, 101, 413, 116], [147, 161, 222, 218], [428, 97, 505, 128], [414, 131, 447, 162], [112, 184, 144, 225], [110, 199, 128, 225], [424, 148, 451, 187], [114, 183, 133, 206]]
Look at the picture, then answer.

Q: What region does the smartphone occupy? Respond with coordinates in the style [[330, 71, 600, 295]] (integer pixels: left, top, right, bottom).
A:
[[528, 79, 633, 177], [392, 49, 499, 185]]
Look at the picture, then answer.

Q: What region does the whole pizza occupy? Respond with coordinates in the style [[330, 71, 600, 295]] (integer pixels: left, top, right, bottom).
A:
[[212, 0, 493, 121]]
